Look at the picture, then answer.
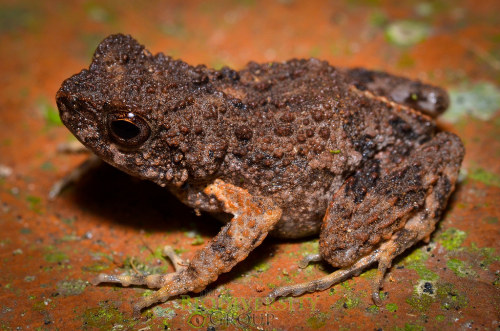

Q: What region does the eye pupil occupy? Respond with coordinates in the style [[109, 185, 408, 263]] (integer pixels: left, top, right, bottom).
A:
[[111, 120, 140, 140], [106, 111, 151, 148]]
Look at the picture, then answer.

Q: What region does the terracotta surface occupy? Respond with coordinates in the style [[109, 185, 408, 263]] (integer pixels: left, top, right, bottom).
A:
[[0, 0, 499, 330]]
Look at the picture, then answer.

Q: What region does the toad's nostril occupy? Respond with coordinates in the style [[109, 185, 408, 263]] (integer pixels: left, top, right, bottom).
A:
[[56, 93, 74, 114], [56, 92, 85, 118]]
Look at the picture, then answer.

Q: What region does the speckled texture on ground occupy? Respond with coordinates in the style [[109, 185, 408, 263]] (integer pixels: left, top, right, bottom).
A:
[[0, 0, 499, 330]]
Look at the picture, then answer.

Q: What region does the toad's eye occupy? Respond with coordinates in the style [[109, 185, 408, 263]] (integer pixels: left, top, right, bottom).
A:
[[107, 112, 151, 148]]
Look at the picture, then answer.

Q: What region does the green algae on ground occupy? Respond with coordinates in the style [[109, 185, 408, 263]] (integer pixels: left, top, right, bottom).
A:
[[152, 306, 176, 319], [341, 295, 360, 309], [122, 255, 168, 275], [26, 195, 42, 214], [385, 303, 398, 312], [82, 262, 110, 273], [61, 216, 77, 225], [468, 167, 500, 187], [340, 280, 353, 291], [395, 323, 425, 331], [366, 304, 380, 314], [191, 234, 205, 246], [84, 2, 116, 24], [484, 216, 499, 224], [0, 5, 39, 32], [397, 52, 416, 69], [403, 248, 439, 281], [408, 279, 438, 311], [368, 10, 388, 27], [385, 20, 430, 47], [56, 279, 87, 296], [493, 275, 500, 288], [437, 228, 466, 251], [443, 82, 500, 123], [436, 283, 468, 310], [406, 292, 434, 312], [146, 246, 170, 262], [468, 243, 500, 267], [37, 96, 62, 127], [298, 239, 319, 257], [81, 302, 136, 330], [44, 247, 69, 263], [254, 261, 271, 273], [306, 312, 329, 329], [332, 293, 361, 311], [404, 248, 441, 313], [32, 298, 55, 312], [331, 281, 362, 310], [24, 275, 35, 282], [407, 281, 469, 312], [360, 267, 377, 279], [446, 258, 477, 278], [179, 290, 260, 329], [40, 161, 55, 171], [20, 227, 31, 234]]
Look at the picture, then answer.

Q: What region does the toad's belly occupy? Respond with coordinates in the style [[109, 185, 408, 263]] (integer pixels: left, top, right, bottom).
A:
[[169, 176, 342, 239], [208, 203, 325, 239]]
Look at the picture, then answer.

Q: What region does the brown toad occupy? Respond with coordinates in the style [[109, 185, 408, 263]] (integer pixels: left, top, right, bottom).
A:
[[55, 34, 464, 315]]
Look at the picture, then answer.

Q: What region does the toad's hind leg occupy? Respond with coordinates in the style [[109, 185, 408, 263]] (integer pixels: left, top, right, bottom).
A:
[[267, 132, 464, 304], [93, 179, 282, 316]]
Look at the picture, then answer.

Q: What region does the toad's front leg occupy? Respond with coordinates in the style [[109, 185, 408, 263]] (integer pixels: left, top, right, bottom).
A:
[[92, 179, 282, 316]]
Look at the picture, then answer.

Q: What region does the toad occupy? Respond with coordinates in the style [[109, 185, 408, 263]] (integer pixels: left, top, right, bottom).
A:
[[55, 34, 464, 315]]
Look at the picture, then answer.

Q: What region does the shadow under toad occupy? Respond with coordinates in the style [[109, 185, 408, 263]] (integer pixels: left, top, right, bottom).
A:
[[59, 161, 280, 293]]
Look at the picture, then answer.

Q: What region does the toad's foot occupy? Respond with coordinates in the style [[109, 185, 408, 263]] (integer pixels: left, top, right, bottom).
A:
[[268, 132, 464, 305], [344, 68, 449, 117], [56, 141, 89, 154], [297, 254, 322, 269], [91, 246, 187, 287], [92, 179, 282, 317], [267, 252, 378, 303], [49, 143, 97, 200]]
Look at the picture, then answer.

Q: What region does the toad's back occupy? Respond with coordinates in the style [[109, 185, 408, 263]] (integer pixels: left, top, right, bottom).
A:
[[200, 59, 437, 237]]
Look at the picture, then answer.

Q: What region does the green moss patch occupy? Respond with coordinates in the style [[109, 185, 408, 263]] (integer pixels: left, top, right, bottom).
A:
[[385, 20, 430, 47], [403, 248, 439, 281], [468, 167, 500, 187], [446, 258, 477, 278], [437, 228, 467, 251], [385, 302, 398, 312], [468, 243, 500, 267], [436, 283, 468, 310], [306, 312, 329, 329], [56, 279, 87, 296], [44, 247, 69, 264], [444, 82, 500, 123], [81, 302, 136, 330]]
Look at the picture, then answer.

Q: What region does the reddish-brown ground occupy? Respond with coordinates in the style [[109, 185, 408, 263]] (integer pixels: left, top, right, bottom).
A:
[[0, 0, 499, 330]]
